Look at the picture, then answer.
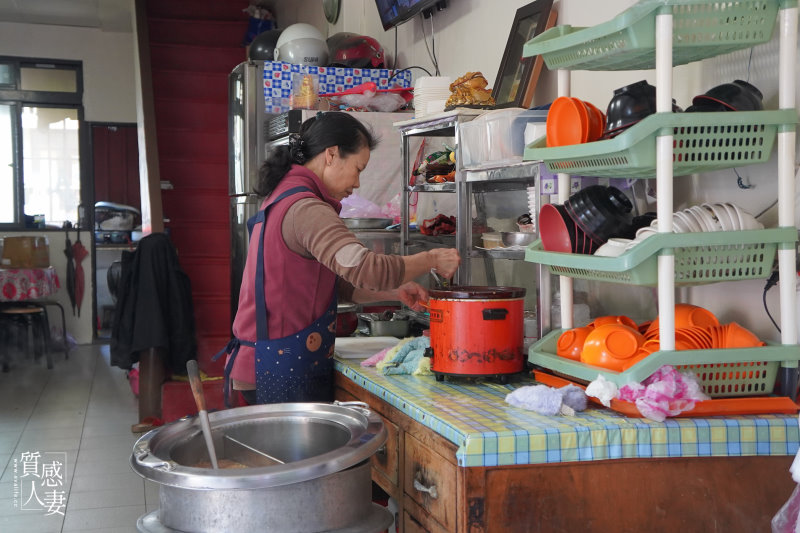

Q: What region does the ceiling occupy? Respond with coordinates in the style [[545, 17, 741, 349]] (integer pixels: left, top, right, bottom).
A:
[[0, 0, 133, 32]]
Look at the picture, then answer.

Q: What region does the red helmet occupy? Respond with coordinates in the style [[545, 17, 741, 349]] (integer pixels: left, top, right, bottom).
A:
[[326, 32, 385, 69]]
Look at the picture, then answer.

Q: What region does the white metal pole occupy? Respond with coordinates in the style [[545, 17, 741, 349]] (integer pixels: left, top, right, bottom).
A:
[[778, 7, 798, 349], [557, 69, 574, 330], [655, 12, 675, 350]]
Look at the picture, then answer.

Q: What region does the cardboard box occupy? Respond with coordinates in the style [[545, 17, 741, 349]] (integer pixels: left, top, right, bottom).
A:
[[262, 61, 413, 114]]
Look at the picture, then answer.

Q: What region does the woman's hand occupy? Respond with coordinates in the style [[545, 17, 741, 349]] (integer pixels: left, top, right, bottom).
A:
[[428, 248, 461, 279], [396, 281, 429, 311]]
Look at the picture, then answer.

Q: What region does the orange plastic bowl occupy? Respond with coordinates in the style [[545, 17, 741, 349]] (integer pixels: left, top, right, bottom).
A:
[[581, 324, 645, 371], [590, 315, 638, 330], [546, 96, 588, 147], [583, 101, 606, 142], [557, 326, 593, 361], [645, 304, 719, 337]]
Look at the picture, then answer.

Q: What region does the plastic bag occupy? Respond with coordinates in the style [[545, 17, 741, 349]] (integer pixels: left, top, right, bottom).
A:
[[772, 483, 800, 533], [340, 193, 385, 219]]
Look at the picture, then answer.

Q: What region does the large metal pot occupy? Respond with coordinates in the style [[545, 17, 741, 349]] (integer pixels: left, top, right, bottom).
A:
[[131, 402, 391, 533], [426, 286, 526, 382]]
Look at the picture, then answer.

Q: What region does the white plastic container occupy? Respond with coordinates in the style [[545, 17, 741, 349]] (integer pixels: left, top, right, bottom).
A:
[[461, 108, 548, 169]]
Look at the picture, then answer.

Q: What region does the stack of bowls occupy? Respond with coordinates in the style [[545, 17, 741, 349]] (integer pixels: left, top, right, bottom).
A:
[[602, 80, 681, 139], [539, 203, 598, 254], [686, 80, 764, 113], [539, 185, 635, 255], [628, 202, 762, 251], [565, 185, 634, 243], [546, 96, 606, 147], [638, 304, 765, 355], [556, 315, 644, 371], [413, 77, 451, 119]]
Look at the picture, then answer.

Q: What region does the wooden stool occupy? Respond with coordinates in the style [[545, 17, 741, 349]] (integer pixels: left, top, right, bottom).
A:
[[0, 306, 54, 370]]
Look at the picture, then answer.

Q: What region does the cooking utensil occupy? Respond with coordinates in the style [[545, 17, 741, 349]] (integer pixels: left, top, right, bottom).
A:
[[358, 312, 411, 337], [426, 286, 526, 381], [187, 359, 218, 470], [223, 434, 284, 467], [341, 217, 393, 230], [500, 231, 536, 247], [131, 402, 390, 533], [430, 268, 449, 289]]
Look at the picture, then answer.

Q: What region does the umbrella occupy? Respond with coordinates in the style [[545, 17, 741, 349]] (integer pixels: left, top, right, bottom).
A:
[[63, 228, 76, 315], [72, 228, 88, 317]]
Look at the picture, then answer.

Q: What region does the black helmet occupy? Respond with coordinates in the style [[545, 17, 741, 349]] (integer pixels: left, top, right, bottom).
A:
[[249, 29, 282, 61]]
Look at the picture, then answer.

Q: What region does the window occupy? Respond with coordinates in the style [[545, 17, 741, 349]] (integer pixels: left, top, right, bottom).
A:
[[0, 57, 85, 228]]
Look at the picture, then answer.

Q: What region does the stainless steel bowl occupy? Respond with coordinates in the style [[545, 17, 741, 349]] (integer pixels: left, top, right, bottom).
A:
[[342, 217, 393, 230], [500, 231, 536, 247]]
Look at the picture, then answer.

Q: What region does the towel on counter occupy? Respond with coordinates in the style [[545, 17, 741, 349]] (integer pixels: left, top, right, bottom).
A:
[[374, 337, 415, 371], [505, 384, 587, 416], [378, 336, 432, 376], [360, 346, 393, 367]]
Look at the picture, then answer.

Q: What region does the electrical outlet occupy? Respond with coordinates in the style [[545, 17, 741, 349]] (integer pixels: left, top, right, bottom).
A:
[[541, 177, 556, 194], [570, 177, 582, 193]]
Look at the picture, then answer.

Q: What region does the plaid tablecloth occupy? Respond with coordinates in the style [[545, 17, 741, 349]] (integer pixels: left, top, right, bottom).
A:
[[334, 358, 800, 467], [0, 267, 60, 301]]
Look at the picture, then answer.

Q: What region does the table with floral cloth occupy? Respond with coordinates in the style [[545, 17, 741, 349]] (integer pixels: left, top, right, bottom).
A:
[[0, 267, 60, 301]]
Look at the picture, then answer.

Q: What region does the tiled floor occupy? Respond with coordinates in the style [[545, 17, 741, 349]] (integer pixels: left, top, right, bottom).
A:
[[0, 343, 156, 532]]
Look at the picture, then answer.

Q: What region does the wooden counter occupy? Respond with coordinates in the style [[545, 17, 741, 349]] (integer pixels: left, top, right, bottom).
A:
[[334, 358, 799, 533]]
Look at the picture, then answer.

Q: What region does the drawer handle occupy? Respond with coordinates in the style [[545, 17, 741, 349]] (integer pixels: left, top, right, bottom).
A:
[[376, 445, 387, 460], [413, 475, 438, 500]]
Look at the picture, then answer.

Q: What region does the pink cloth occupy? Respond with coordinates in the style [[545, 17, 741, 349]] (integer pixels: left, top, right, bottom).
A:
[[619, 366, 709, 422], [0, 266, 60, 301], [230, 165, 342, 384], [360, 346, 392, 367]]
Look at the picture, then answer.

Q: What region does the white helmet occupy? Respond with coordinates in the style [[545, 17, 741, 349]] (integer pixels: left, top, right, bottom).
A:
[[274, 23, 329, 66]]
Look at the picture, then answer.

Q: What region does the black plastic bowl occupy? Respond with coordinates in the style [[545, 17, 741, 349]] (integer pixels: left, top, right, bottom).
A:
[[692, 80, 763, 112], [565, 185, 634, 243], [603, 81, 682, 138], [539, 203, 598, 254]]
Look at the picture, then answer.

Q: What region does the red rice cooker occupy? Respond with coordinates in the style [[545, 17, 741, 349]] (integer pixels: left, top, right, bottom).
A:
[[426, 286, 526, 382]]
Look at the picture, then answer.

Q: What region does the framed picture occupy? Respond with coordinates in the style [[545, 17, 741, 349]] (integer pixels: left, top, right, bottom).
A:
[[492, 0, 557, 109]]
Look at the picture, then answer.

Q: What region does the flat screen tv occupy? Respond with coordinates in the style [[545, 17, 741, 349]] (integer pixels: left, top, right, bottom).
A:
[[375, 0, 443, 31]]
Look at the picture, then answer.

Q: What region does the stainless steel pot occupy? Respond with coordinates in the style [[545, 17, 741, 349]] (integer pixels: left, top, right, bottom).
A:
[[131, 402, 391, 533], [341, 217, 393, 230]]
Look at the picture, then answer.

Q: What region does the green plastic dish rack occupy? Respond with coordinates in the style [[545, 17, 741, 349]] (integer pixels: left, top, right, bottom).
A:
[[523, 110, 797, 178], [525, 227, 795, 286], [529, 329, 793, 398], [521, 0, 788, 71]]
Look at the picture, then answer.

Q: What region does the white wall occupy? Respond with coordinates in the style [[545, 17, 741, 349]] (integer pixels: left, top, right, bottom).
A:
[[0, 21, 137, 122]]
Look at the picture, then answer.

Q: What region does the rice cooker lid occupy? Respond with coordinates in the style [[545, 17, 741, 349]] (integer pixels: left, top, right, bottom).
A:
[[130, 402, 386, 490], [429, 286, 526, 300]]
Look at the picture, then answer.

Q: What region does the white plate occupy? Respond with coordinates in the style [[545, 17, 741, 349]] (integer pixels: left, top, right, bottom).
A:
[[334, 337, 401, 359], [720, 202, 741, 230], [671, 213, 690, 233], [676, 210, 702, 232], [700, 204, 723, 231], [709, 203, 735, 231], [689, 206, 714, 232]]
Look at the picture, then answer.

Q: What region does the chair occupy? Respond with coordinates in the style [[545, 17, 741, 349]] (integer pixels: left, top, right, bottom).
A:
[[0, 304, 54, 370]]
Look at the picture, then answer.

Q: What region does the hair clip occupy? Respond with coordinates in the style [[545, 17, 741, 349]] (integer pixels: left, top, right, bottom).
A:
[[316, 111, 325, 119]]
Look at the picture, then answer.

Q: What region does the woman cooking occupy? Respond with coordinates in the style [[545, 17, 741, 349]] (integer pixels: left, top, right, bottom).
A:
[[221, 112, 461, 405]]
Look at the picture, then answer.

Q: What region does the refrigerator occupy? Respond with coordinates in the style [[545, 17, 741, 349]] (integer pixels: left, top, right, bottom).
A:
[[228, 60, 414, 324]]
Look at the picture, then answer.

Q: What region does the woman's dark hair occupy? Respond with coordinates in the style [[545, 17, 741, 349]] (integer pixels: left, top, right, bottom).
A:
[[254, 111, 378, 197]]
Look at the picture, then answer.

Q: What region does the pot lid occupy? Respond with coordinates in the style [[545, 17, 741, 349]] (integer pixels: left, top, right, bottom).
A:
[[130, 402, 386, 490], [429, 286, 526, 300], [337, 301, 358, 313]]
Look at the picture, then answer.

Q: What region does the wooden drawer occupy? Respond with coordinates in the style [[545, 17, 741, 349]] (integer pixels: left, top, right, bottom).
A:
[[372, 413, 399, 486], [404, 509, 450, 533], [404, 433, 457, 531]]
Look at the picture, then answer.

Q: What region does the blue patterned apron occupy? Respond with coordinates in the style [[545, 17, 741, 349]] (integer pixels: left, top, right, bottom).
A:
[[215, 186, 337, 405]]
